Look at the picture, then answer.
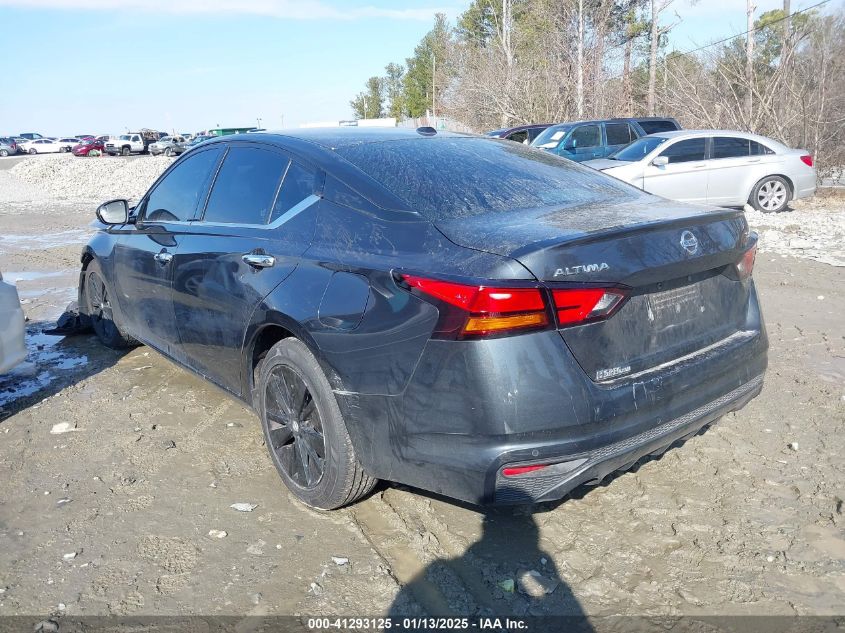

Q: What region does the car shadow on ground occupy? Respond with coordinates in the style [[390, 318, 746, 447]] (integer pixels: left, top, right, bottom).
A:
[[0, 319, 127, 423], [386, 487, 594, 627]]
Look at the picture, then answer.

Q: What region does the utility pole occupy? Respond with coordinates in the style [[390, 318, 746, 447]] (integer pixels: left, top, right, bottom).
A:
[[746, 0, 755, 131]]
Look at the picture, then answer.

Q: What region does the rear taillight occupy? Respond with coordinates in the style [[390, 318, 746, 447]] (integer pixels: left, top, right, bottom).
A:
[[735, 243, 757, 280], [552, 287, 627, 326], [800, 155, 813, 167], [399, 274, 550, 339]]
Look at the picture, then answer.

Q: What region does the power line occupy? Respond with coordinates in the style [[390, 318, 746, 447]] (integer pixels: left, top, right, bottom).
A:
[[670, 0, 832, 58]]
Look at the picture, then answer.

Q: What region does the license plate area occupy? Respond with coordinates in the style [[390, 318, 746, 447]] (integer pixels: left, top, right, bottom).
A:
[[646, 284, 704, 324]]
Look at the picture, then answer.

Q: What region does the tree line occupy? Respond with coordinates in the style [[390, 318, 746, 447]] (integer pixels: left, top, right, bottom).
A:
[[350, 0, 843, 178]]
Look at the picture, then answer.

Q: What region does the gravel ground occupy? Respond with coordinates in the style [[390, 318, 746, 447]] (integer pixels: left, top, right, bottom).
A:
[[0, 154, 843, 620]]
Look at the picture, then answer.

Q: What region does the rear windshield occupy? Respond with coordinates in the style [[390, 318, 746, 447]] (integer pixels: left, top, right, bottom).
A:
[[336, 137, 634, 219], [637, 119, 679, 134]]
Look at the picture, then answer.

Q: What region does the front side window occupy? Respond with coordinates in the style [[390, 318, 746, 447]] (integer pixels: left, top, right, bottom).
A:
[[712, 136, 750, 159], [605, 123, 634, 146], [659, 138, 706, 164], [203, 146, 288, 225], [568, 125, 601, 149], [269, 161, 318, 223], [142, 148, 222, 222]]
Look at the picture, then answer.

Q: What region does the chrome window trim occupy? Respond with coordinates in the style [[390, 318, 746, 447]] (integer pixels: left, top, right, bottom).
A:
[[193, 194, 320, 230]]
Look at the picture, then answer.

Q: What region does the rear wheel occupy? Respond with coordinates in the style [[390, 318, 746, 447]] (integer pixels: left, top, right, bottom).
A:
[[29, 148, 36, 155], [750, 176, 790, 213], [0, 149, 7, 157], [85, 262, 136, 349], [258, 338, 376, 509]]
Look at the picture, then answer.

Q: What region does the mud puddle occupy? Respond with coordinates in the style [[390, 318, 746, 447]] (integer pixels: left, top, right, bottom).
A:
[[0, 329, 87, 413]]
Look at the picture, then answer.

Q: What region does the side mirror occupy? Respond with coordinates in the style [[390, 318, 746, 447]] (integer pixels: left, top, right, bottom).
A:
[[96, 199, 129, 225], [652, 155, 669, 167], [563, 139, 577, 151]]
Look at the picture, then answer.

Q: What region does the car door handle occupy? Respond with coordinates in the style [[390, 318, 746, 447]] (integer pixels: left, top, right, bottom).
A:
[[242, 253, 275, 269], [153, 250, 173, 264], [746, 158, 761, 163], [693, 163, 707, 168]]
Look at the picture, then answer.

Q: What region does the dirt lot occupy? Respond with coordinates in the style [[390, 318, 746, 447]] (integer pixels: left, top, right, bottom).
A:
[[0, 154, 843, 620]]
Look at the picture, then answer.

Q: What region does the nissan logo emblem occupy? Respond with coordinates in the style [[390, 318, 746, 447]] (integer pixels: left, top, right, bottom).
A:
[[680, 230, 699, 255]]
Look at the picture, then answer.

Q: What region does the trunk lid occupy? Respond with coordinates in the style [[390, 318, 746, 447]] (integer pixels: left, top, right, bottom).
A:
[[434, 198, 753, 382]]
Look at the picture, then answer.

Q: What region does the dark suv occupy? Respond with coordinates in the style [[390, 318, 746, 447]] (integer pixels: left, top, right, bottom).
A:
[[532, 117, 682, 162], [78, 128, 765, 509], [486, 124, 552, 144]]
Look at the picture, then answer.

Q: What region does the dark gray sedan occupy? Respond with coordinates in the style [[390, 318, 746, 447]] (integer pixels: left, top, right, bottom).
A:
[[75, 128, 767, 509]]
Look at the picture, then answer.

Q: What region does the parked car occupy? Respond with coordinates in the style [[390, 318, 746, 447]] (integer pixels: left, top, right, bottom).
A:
[[20, 138, 64, 154], [486, 123, 552, 144], [184, 134, 213, 149], [72, 138, 105, 156], [0, 270, 27, 374], [148, 136, 187, 157], [104, 130, 159, 156], [531, 117, 682, 162], [75, 135, 96, 141], [57, 137, 82, 152], [0, 137, 18, 157], [12, 138, 29, 154], [77, 128, 766, 509], [583, 130, 815, 213], [18, 132, 45, 141]]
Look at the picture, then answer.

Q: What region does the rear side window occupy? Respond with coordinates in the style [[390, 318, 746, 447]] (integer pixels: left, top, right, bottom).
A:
[[712, 136, 751, 159], [750, 140, 774, 155], [336, 137, 635, 219], [570, 125, 601, 149], [638, 119, 679, 134], [269, 161, 318, 223], [203, 147, 287, 225], [507, 130, 528, 143], [659, 138, 706, 164], [605, 123, 634, 146], [143, 148, 222, 222]]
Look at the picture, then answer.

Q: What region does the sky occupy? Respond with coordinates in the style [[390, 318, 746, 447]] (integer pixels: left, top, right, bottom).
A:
[[0, 0, 840, 136]]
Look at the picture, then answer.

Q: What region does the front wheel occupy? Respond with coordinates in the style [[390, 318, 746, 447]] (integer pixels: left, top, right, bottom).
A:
[[121, 146, 130, 156], [258, 338, 376, 509], [164, 147, 172, 157], [750, 176, 790, 213], [29, 148, 36, 155], [84, 262, 136, 349]]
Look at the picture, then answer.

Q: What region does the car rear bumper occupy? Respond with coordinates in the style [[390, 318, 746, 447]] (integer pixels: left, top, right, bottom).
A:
[[793, 170, 816, 200], [0, 280, 27, 374], [337, 282, 768, 505]]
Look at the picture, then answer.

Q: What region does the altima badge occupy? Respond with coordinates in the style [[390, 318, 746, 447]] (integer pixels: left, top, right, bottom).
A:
[[680, 230, 699, 255]]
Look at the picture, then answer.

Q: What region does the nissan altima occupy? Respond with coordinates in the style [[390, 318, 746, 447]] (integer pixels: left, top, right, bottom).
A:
[[76, 128, 767, 509]]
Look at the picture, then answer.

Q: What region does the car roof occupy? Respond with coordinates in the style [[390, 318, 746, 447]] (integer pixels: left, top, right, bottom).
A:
[[226, 127, 472, 149], [646, 129, 785, 146]]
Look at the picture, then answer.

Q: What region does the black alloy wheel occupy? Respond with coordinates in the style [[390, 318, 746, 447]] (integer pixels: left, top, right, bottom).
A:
[[265, 364, 327, 489]]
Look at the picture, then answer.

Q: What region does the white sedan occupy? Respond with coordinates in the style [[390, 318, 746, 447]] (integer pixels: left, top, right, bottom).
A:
[[584, 130, 816, 212], [0, 271, 26, 374], [19, 138, 64, 154]]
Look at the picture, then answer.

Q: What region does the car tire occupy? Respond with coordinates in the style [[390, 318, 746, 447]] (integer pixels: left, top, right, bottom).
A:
[[121, 146, 130, 157], [749, 176, 791, 213], [257, 338, 377, 509], [29, 148, 36, 155], [0, 149, 7, 157], [164, 147, 172, 157], [84, 261, 137, 349]]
